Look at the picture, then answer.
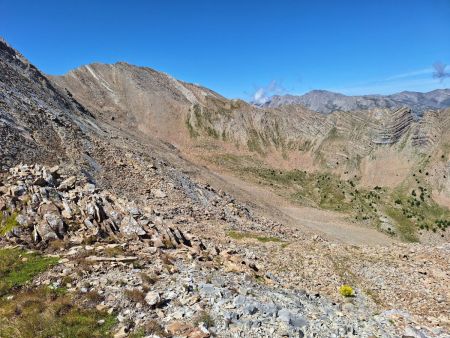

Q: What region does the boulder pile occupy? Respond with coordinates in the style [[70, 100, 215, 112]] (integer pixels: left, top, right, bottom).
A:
[[0, 164, 205, 254]]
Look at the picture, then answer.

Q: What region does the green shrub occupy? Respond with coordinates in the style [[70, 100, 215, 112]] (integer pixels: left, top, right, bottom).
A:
[[194, 310, 215, 328], [0, 211, 20, 236], [339, 285, 354, 297]]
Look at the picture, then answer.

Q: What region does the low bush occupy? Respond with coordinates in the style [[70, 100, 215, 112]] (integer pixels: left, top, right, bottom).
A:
[[339, 285, 354, 297]]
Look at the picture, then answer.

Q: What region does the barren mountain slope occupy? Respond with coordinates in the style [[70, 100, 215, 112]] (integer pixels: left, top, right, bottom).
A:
[[53, 65, 450, 193], [50, 61, 450, 245], [0, 38, 94, 169], [50, 62, 232, 148]]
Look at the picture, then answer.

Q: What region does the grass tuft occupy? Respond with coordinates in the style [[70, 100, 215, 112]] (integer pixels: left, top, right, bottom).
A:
[[0, 211, 20, 236], [0, 287, 116, 337], [0, 248, 59, 296], [227, 230, 282, 243], [0, 248, 117, 337]]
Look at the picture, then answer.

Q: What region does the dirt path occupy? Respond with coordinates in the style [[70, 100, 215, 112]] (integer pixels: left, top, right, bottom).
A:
[[280, 206, 395, 245], [203, 170, 396, 246]]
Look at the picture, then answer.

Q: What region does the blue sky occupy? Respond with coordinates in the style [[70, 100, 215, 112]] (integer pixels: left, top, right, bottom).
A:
[[1, 0, 449, 100]]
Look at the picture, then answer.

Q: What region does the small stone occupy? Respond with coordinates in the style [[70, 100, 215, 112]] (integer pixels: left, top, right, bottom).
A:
[[233, 295, 246, 307], [33, 177, 47, 186], [145, 291, 161, 306], [151, 189, 167, 198], [113, 325, 127, 338], [59, 176, 77, 191], [243, 304, 258, 315], [120, 215, 146, 236]]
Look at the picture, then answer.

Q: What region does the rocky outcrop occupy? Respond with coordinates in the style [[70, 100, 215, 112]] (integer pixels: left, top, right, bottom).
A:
[[411, 109, 449, 149], [2, 164, 449, 338], [0, 164, 206, 254], [0, 164, 417, 337], [372, 108, 414, 145]]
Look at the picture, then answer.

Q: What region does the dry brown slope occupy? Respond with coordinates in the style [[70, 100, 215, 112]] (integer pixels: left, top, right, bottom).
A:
[[52, 64, 448, 193]]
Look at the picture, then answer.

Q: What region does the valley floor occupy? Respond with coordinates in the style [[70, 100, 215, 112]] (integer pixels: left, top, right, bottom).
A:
[[209, 170, 395, 246]]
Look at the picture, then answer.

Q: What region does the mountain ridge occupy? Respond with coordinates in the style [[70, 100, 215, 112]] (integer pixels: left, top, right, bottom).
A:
[[49, 61, 450, 234], [259, 88, 450, 114]]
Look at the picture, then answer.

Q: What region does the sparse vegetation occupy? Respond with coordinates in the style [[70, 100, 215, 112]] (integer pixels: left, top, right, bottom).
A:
[[185, 116, 199, 138], [227, 230, 282, 243], [125, 289, 146, 303], [194, 310, 215, 329], [140, 272, 159, 285], [0, 211, 20, 236], [0, 248, 116, 337], [210, 154, 450, 242], [103, 246, 125, 257], [136, 319, 168, 337], [0, 248, 59, 296], [0, 287, 116, 337]]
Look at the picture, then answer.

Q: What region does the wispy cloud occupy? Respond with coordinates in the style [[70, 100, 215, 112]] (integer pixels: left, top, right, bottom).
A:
[[331, 62, 449, 95], [433, 62, 450, 81], [251, 80, 286, 104], [249, 63, 449, 100], [333, 78, 442, 96], [385, 68, 432, 80]]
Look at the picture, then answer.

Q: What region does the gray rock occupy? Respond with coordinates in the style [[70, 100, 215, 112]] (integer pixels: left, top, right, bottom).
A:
[[44, 212, 65, 236], [233, 295, 247, 307], [243, 304, 258, 315], [277, 309, 307, 328], [259, 303, 279, 317], [35, 220, 59, 241], [120, 215, 146, 236], [200, 283, 219, 296]]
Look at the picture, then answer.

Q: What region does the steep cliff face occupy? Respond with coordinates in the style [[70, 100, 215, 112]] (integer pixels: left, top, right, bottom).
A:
[[372, 108, 414, 145]]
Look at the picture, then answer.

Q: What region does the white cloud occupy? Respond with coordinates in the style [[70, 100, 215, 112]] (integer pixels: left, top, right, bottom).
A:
[[251, 80, 285, 104], [253, 88, 268, 104]]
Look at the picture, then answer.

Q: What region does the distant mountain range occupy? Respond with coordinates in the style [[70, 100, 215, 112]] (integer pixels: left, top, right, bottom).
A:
[[258, 89, 450, 115]]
